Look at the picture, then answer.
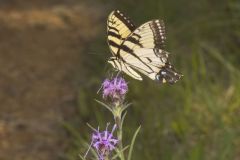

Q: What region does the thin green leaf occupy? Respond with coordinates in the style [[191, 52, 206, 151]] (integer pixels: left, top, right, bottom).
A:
[[112, 145, 129, 159], [83, 141, 98, 159], [121, 111, 127, 129], [95, 99, 113, 113], [79, 154, 86, 160], [120, 103, 132, 113], [86, 123, 98, 132], [127, 126, 141, 160]]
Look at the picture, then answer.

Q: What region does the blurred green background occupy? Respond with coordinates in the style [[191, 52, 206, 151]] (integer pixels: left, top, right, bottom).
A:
[[0, 0, 239, 160]]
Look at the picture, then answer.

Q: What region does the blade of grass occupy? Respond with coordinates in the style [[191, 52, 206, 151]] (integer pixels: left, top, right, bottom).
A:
[[79, 154, 86, 160], [201, 43, 238, 74], [86, 123, 98, 132], [121, 111, 127, 129], [127, 126, 141, 160], [112, 145, 130, 159], [62, 122, 82, 141]]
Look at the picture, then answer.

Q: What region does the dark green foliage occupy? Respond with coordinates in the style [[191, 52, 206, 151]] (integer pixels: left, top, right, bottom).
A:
[[67, 0, 240, 159]]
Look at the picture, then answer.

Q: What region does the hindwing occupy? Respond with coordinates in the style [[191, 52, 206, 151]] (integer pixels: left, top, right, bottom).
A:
[[121, 19, 166, 51]]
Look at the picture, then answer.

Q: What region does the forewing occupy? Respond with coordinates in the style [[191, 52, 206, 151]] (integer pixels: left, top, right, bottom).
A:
[[107, 10, 136, 55]]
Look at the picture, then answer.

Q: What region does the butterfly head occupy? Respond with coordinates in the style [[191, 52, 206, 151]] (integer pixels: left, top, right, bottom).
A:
[[156, 63, 182, 84]]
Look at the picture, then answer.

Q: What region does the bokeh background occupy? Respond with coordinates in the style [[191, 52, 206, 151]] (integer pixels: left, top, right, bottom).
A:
[[0, 0, 239, 160]]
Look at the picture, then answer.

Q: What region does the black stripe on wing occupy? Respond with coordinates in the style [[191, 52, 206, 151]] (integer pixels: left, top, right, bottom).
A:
[[108, 31, 121, 39], [107, 10, 136, 56], [108, 40, 120, 48], [113, 10, 136, 32], [127, 36, 143, 47]]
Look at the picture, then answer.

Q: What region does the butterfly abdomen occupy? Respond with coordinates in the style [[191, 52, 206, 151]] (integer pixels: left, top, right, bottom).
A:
[[156, 63, 182, 84]]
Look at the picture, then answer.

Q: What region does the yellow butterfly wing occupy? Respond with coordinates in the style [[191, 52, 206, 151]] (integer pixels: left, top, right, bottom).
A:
[[107, 10, 136, 56]]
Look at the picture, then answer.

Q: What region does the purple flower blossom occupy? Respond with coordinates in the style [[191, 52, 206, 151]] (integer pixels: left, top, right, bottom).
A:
[[102, 77, 128, 102], [85, 124, 118, 160]]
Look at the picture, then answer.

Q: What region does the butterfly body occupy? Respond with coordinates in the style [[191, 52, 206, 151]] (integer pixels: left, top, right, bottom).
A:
[[107, 10, 182, 84]]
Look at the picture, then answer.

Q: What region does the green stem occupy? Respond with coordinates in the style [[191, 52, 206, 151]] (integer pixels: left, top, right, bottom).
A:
[[114, 105, 125, 160]]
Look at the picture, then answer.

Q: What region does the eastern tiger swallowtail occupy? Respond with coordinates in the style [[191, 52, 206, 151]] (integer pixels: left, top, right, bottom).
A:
[[107, 10, 182, 84]]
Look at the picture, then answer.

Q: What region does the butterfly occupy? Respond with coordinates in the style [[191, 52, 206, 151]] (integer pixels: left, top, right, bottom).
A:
[[107, 10, 182, 84]]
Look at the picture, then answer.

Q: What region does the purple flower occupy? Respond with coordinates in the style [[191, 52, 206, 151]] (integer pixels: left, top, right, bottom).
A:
[[102, 77, 128, 102], [84, 124, 118, 160]]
